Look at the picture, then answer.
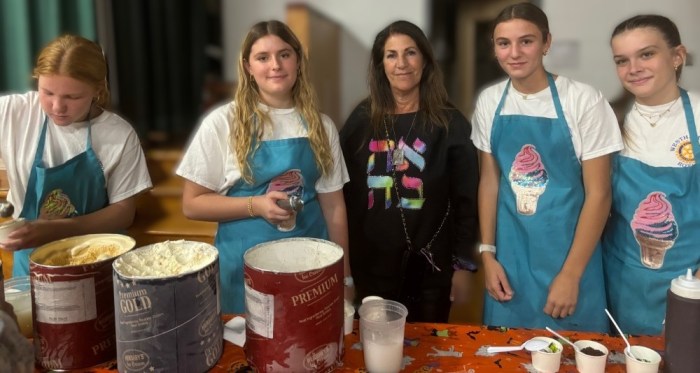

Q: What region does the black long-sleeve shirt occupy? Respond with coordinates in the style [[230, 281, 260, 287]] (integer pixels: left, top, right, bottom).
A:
[[340, 100, 479, 298]]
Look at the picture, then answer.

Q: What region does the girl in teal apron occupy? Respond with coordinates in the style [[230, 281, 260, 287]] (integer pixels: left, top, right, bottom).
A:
[[482, 74, 609, 332], [14, 117, 108, 277], [217, 131, 328, 313], [603, 90, 700, 335], [178, 20, 351, 314], [604, 14, 700, 335]]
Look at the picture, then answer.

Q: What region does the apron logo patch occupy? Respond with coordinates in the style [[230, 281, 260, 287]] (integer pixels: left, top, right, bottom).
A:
[[671, 137, 695, 166], [508, 145, 548, 215], [40, 189, 78, 219]]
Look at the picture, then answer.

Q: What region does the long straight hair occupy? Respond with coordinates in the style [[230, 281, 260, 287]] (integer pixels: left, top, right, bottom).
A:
[[231, 20, 332, 184], [368, 20, 450, 135]]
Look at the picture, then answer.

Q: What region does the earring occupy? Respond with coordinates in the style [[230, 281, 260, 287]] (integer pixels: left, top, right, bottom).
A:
[[674, 65, 679, 71], [543, 50, 548, 56]]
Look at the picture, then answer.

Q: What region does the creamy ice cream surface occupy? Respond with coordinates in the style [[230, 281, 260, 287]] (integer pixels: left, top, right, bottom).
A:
[[114, 240, 217, 277]]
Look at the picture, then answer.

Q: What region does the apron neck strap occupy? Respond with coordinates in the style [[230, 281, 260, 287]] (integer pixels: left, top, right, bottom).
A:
[[680, 88, 699, 152], [496, 72, 563, 120]]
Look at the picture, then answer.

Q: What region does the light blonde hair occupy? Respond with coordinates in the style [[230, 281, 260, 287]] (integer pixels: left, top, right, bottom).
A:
[[32, 34, 110, 109], [232, 20, 332, 184]]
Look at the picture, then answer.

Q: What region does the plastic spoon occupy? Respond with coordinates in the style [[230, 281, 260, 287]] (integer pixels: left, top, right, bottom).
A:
[[486, 338, 550, 353], [605, 308, 641, 361], [545, 326, 580, 352]]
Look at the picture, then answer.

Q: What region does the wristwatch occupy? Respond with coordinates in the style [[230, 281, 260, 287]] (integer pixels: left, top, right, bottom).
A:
[[343, 276, 354, 287], [478, 243, 497, 254]]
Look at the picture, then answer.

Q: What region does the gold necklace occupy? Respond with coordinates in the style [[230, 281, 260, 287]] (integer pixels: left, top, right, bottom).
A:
[[633, 96, 681, 128]]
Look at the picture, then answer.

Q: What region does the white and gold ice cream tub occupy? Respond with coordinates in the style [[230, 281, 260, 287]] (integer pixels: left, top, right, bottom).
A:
[[112, 240, 222, 373]]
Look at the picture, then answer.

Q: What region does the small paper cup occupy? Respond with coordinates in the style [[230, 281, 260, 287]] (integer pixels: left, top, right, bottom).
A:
[[625, 345, 661, 373], [530, 336, 563, 373], [0, 218, 26, 241], [574, 340, 609, 373]]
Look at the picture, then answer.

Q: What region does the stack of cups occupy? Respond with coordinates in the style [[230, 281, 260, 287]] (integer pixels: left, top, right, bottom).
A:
[[358, 298, 408, 373]]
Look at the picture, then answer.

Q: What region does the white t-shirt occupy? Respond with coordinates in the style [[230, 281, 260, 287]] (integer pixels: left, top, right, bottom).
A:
[[621, 91, 700, 167], [471, 76, 624, 161], [0, 91, 153, 219], [176, 102, 349, 194]]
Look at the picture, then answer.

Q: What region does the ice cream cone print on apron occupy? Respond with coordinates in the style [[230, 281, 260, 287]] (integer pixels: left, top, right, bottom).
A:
[[509, 144, 548, 215], [603, 89, 700, 335], [14, 116, 108, 276], [483, 73, 608, 332]]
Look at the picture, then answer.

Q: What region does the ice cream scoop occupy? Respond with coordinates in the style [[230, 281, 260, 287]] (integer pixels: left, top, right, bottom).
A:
[[487, 338, 550, 353], [0, 200, 13, 218]]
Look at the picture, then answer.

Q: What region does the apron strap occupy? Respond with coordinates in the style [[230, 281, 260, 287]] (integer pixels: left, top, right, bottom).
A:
[[32, 116, 50, 167], [680, 88, 700, 169]]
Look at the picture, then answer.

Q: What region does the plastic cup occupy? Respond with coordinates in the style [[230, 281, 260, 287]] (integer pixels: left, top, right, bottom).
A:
[[625, 345, 661, 373], [0, 218, 26, 241], [574, 340, 609, 373], [4, 275, 33, 338], [530, 336, 563, 373], [359, 299, 408, 373], [344, 300, 355, 335]]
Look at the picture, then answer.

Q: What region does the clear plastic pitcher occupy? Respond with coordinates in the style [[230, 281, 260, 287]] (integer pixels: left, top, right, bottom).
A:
[[358, 299, 408, 373]]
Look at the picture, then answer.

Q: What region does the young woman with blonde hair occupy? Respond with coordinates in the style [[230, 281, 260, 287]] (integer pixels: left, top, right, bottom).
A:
[[177, 20, 351, 313], [0, 34, 152, 276]]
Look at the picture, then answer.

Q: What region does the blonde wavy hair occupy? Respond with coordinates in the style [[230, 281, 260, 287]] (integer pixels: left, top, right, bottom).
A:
[[32, 34, 110, 109], [232, 20, 332, 184]]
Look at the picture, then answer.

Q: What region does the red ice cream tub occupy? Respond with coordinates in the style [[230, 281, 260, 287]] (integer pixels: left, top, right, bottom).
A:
[[29, 233, 136, 370], [243, 237, 345, 372]]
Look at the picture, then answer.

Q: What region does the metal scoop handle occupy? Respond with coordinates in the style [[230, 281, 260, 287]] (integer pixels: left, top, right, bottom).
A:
[[276, 196, 304, 212]]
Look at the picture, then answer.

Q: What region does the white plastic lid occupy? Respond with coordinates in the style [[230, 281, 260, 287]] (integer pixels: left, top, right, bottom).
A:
[[361, 295, 384, 304], [670, 268, 700, 300]]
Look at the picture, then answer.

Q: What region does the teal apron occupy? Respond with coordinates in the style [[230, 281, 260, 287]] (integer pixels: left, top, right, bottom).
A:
[[14, 116, 108, 276], [603, 89, 700, 335], [215, 131, 327, 313], [483, 74, 609, 332]]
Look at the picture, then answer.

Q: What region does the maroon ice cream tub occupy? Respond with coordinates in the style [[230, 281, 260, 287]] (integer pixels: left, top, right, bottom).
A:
[[29, 233, 136, 370], [243, 237, 345, 372]]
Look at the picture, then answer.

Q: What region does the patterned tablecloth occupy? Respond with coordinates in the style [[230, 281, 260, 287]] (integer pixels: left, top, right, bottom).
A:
[[87, 315, 664, 372]]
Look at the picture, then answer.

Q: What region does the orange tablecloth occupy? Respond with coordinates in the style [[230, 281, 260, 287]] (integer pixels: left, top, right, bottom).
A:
[[85, 315, 664, 372]]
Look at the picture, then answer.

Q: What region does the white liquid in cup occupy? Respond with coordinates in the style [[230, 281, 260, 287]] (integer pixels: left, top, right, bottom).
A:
[[363, 339, 403, 373], [359, 299, 408, 373], [4, 276, 33, 338]]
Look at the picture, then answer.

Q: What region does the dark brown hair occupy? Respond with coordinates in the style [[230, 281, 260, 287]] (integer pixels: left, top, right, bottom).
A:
[[491, 2, 550, 42], [368, 20, 449, 133], [611, 14, 683, 79]]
